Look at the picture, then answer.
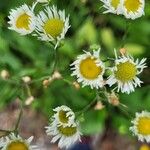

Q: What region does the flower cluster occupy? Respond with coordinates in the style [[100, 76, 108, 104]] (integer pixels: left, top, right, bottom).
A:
[[45, 105, 81, 149], [71, 48, 146, 94], [100, 0, 145, 19], [8, 0, 70, 49], [0, 133, 38, 150]]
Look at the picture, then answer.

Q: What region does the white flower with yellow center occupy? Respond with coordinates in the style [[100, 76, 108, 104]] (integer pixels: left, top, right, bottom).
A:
[[0, 133, 38, 150], [45, 122, 81, 149], [52, 105, 75, 127], [106, 51, 146, 94], [8, 4, 36, 35], [100, 0, 123, 14], [71, 49, 105, 89], [130, 111, 150, 143], [122, 0, 145, 19], [34, 6, 70, 49]]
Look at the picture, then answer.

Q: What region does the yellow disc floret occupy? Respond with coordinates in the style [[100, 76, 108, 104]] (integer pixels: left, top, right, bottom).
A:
[[16, 13, 30, 30], [7, 141, 28, 150], [140, 144, 150, 150], [59, 110, 69, 124], [115, 61, 137, 82], [80, 57, 102, 80], [137, 117, 150, 136], [124, 0, 141, 12], [44, 18, 64, 38], [111, 0, 120, 9], [58, 125, 77, 137]]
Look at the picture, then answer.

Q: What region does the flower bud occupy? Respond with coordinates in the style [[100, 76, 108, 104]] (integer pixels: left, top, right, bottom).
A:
[[25, 96, 34, 106], [94, 101, 105, 110], [0, 70, 9, 79], [107, 92, 120, 106], [22, 76, 31, 84], [72, 81, 80, 90]]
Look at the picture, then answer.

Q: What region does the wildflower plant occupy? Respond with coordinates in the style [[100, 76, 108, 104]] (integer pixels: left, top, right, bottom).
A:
[[0, 0, 149, 149]]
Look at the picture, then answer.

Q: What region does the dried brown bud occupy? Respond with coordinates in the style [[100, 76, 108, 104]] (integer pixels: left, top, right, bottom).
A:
[[94, 101, 105, 110], [107, 92, 120, 106], [22, 76, 31, 84], [25, 96, 34, 106], [0, 70, 10, 79], [72, 81, 80, 90], [120, 48, 127, 55]]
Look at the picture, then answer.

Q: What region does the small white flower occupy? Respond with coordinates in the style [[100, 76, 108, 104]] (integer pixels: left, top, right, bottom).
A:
[[122, 0, 145, 20], [52, 105, 76, 127], [106, 50, 147, 94], [100, 0, 123, 14], [8, 4, 36, 35], [70, 48, 105, 89], [34, 5, 70, 49], [0, 133, 38, 150], [130, 111, 150, 143], [46, 122, 81, 149]]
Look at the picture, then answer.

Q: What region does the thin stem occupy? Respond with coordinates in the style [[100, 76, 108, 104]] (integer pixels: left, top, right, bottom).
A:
[[14, 103, 23, 135], [121, 20, 131, 48], [51, 47, 58, 74]]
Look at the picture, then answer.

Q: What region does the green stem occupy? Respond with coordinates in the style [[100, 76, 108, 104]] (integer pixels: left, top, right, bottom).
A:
[[14, 103, 23, 135], [51, 47, 58, 74], [121, 20, 131, 48]]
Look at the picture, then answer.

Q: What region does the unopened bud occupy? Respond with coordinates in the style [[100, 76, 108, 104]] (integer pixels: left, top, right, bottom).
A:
[[120, 48, 126, 55], [43, 79, 50, 88], [107, 92, 120, 106], [25, 96, 34, 106], [72, 81, 80, 90], [37, 0, 49, 3], [94, 101, 105, 110], [22, 76, 31, 84], [52, 71, 62, 80], [0, 70, 9, 79]]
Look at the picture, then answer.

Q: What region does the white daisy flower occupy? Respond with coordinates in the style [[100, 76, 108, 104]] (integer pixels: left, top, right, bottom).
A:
[[106, 50, 147, 94], [0, 133, 38, 150], [130, 111, 150, 143], [122, 0, 145, 20], [100, 0, 123, 14], [70, 48, 105, 89], [45, 122, 81, 149], [52, 105, 76, 127], [34, 5, 70, 49], [8, 4, 36, 35]]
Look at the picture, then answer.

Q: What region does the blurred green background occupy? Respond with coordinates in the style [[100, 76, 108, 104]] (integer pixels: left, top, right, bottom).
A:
[[0, 0, 150, 141]]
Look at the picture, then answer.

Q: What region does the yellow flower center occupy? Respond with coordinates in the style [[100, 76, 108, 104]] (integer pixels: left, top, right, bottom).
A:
[[43, 18, 64, 38], [140, 144, 150, 150], [16, 13, 31, 30], [58, 125, 77, 137], [115, 61, 137, 82], [124, 0, 141, 12], [79, 57, 103, 80], [111, 0, 120, 9], [7, 141, 28, 150], [137, 117, 150, 136], [58, 110, 69, 124]]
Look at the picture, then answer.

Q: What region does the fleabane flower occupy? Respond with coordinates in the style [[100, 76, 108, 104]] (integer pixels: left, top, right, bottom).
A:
[[122, 0, 145, 20], [45, 105, 81, 149], [70, 48, 105, 89], [130, 111, 150, 143], [100, 0, 123, 15], [52, 105, 75, 127], [34, 6, 70, 49], [106, 51, 146, 94], [8, 4, 36, 35], [0, 133, 38, 150]]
